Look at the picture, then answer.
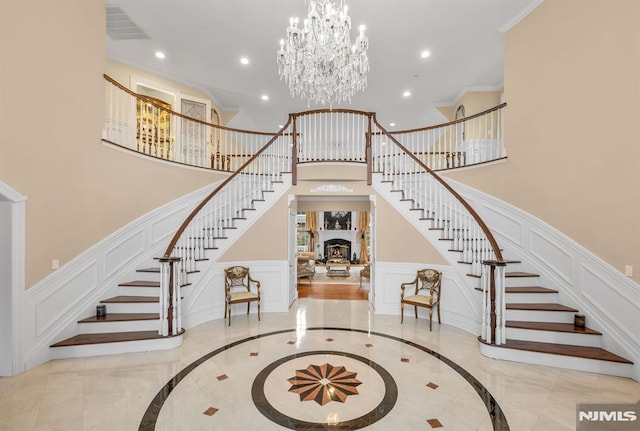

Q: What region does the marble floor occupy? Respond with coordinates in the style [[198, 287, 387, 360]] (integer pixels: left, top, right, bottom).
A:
[[0, 299, 638, 431]]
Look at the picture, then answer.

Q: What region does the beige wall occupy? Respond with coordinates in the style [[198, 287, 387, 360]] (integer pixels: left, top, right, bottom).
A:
[[453, 91, 502, 119], [0, 1, 223, 287], [220, 164, 447, 265], [446, 0, 640, 282], [437, 91, 502, 122], [219, 193, 290, 262], [374, 194, 447, 264]]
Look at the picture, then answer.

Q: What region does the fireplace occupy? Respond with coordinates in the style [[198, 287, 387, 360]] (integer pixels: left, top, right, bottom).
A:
[[324, 239, 351, 261]]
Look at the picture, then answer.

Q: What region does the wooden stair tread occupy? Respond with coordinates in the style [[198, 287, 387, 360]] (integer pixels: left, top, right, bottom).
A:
[[119, 280, 160, 287], [120, 280, 190, 288], [78, 313, 158, 323], [506, 320, 601, 334], [506, 303, 578, 312], [51, 330, 182, 347], [101, 296, 159, 303], [493, 339, 632, 364], [137, 267, 160, 273], [505, 286, 558, 293], [468, 271, 540, 279], [474, 286, 558, 294], [506, 271, 539, 277]]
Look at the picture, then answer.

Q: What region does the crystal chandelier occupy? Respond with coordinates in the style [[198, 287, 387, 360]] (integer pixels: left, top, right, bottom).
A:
[[277, 0, 369, 105]]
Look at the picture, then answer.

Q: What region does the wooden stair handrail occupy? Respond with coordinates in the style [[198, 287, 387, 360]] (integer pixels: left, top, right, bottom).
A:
[[292, 108, 375, 118], [372, 114, 504, 261], [104, 74, 277, 136], [386, 103, 507, 135], [162, 117, 293, 258]]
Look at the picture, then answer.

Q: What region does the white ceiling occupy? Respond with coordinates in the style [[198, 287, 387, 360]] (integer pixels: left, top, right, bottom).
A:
[[106, 0, 537, 132]]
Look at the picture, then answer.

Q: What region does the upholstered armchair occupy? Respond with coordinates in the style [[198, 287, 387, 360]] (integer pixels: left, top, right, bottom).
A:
[[359, 263, 370, 288], [400, 269, 442, 331], [224, 266, 261, 326], [297, 254, 315, 284]]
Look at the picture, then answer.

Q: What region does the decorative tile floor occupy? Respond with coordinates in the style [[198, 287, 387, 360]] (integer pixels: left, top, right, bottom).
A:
[[0, 299, 638, 430]]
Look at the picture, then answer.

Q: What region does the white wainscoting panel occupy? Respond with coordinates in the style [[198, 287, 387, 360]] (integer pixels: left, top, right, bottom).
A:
[[481, 205, 524, 247], [22, 181, 221, 370], [181, 260, 290, 330], [529, 229, 573, 285], [373, 262, 480, 335], [104, 229, 145, 280], [35, 260, 99, 337]]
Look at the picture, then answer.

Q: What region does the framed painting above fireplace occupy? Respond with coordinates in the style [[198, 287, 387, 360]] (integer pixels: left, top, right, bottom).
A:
[[323, 211, 352, 230]]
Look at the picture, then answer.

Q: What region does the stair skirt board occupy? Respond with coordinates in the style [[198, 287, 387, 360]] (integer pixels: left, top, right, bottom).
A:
[[479, 342, 632, 378], [78, 319, 160, 334], [505, 327, 602, 347], [50, 333, 184, 360]]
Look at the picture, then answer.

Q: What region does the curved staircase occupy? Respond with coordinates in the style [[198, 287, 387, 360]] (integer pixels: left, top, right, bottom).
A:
[[50, 176, 290, 359], [376, 177, 633, 377]]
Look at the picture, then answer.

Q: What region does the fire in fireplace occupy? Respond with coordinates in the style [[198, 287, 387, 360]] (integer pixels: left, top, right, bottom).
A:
[[324, 239, 351, 261]]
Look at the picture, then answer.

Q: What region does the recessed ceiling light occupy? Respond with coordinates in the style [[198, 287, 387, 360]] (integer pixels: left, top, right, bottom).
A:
[[390, 122, 396, 127], [381, 142, 387, 146], [403, 91, 411, 97], [278, 124, 284, 128], [420, 50, 430, 59], [240, 57, 249, 65], [155, 51, 166, 59], [261, 94, 269, 101]]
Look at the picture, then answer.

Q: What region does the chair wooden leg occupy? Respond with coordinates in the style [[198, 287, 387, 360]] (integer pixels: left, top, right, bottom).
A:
[[437, 304, 441, 324], [247, 302, 250, 315], [227, 304, 231, 326], [414, 305, 418, 319], [400, 303, 404, 324], [224, 301, 227, 319], [429, 308, 433, 332], [258, 301, 261, 321]]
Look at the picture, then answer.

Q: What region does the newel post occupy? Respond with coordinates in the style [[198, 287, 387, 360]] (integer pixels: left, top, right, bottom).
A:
[[481, 260, 507, 345], [291, 114, 298, 185], [366, 113, 373, 185], [158, 256, 182, 336]]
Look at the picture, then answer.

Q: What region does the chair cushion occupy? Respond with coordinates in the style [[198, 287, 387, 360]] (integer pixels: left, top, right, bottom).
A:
[[229, 291, 259, 301], [403, 294, 436, 306]]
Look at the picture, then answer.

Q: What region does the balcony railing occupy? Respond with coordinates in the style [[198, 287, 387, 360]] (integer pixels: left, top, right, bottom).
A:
[[103, 75, 276, 172], [103, 75, 506, 172]]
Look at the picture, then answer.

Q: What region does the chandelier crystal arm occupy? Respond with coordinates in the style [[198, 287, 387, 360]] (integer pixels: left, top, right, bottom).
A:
[[277, 0, 369, 106]]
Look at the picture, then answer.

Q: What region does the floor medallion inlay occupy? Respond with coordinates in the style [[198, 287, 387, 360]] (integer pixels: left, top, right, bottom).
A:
[[253, 351, 397, 429], [287, 363, 362, 405], [138, 327, 510, 431]]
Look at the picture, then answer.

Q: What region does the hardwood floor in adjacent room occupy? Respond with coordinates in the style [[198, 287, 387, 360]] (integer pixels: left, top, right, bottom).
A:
[[297, 281, 369, 300]]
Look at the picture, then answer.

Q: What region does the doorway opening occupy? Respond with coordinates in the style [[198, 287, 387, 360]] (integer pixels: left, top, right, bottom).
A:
[[292, 195, 374, 301]]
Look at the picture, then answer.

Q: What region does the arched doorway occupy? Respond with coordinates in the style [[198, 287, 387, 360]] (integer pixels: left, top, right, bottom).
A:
[[0, 181, 26, 376]]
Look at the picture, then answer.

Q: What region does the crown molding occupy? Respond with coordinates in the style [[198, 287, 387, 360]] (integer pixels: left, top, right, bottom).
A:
[[499, 0, 544, 33]]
